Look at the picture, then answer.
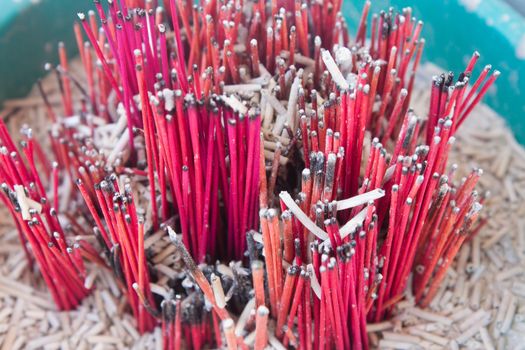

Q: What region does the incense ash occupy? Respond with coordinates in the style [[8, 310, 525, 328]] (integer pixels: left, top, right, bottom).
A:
[[1, 0, 522, 349]]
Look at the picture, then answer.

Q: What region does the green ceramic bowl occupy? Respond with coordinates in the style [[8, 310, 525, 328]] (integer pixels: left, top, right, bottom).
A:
[[343, 0, 525, 143], [0, 0, 91, 104]]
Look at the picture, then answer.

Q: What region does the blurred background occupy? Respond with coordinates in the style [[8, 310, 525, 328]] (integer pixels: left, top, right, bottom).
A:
[[1, 0, 524, 141]]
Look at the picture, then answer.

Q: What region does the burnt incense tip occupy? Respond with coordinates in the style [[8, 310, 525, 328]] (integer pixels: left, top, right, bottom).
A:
[[472, 202, 483, 212], [77, 12, 86, 21], [167, 226, 178, 243], [222, 318, 235, 329], [259, 208, 268, 218], [251, 260, 263, 270], [257, 305, 270, 316], [288, 265, 300, 275]]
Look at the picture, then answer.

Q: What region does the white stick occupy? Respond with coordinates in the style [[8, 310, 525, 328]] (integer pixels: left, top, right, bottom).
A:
[[495, 266, 523, 281], [262, 90, 287, 116], [307, 264, 322, 299], [479, 327, 496, 350], [406, 308, 453, 325], [457, 315, 490, 344], [279, 191, 329, 240], [366, 321, 393, 332], [268, 335, 287, 350], [459, 309, 488, 331], [500, 294, 517, 334], [377, 339, 414, 349], [211, 274, 227, 309], [339, 207, 368, 238], [220, 94, 248, 114], [407, 328, 449, 346], [222, 84, 262, 93], [336, 188, 385, 211], [234, 298, 255, 336], [321, 49, 349, 90]]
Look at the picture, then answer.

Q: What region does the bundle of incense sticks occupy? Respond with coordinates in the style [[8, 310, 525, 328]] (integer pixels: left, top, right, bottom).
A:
[[0, 0, 500, 348], [0, 122, 90, 310]]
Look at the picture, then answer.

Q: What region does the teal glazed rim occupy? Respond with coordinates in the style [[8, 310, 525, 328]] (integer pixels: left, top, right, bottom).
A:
[[343, 0, 525, 143], [1, 0, 524, 142], [0, 0, 91, 106]]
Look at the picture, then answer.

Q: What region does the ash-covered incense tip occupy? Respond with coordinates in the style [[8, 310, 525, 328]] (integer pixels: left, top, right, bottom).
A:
[[302, 168, 311, 179], [222, 318, 235, 329], [471, 202, 483, 212], [77, 12, 86, 21], [257, 305, 269, 316], [251, 260, 264, 270], [167, 226, 178, 243]]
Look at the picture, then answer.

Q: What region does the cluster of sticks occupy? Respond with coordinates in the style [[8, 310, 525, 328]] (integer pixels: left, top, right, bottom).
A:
[[0, 121, 90, 310], [75, 0, 265, 262], [0, 0, 499, 348], [77, 175, 158, 333]]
